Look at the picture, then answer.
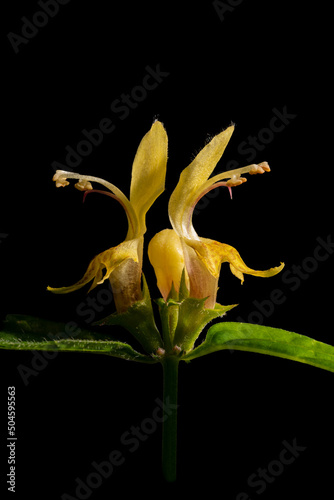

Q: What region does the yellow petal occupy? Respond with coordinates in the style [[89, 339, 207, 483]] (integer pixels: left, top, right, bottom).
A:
[[187, 237, 284, 283], [169, 125, 234, 236], [181, 242, 219, 308], [47, 239, 141, 294], [148, 229, 188, 300], [130, 120, 168, 235]]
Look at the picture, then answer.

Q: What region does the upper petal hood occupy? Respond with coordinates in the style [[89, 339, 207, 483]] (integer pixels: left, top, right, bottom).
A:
[[165, 124, 284, 308], [130, 120, 168, 236], [168, 125, 234, 238]]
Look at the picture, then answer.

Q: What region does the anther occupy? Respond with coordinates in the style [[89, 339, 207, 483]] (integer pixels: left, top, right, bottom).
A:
[[75, 180, 93, 191], [52, 171, 69, 188], [249, 162, 271, 175], [226, 175, 247, 187]]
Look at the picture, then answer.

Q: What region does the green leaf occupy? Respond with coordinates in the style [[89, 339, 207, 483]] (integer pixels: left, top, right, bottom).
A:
[[182, 322, 334, 373], [0, 314, 158, 364]]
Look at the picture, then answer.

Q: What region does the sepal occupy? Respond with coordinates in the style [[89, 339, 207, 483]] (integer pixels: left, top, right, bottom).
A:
[[94, 275, 163, 355], [156, 269, 237, 353], [173, 300, 237, 352]]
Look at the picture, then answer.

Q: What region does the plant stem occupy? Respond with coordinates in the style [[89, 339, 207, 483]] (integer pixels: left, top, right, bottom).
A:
[[161, 355, 179, 482]]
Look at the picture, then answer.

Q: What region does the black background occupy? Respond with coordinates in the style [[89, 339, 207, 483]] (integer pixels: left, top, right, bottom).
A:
[[1, 1, 333, 499]]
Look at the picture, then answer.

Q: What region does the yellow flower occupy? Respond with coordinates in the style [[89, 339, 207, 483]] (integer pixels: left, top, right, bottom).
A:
[[148, 125, 284, 308], [48, 120, 168, 313]]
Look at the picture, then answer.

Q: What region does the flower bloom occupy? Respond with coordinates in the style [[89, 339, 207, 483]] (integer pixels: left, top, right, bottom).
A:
[[48, 120, 168, 313], [148, 125, 284, 308]]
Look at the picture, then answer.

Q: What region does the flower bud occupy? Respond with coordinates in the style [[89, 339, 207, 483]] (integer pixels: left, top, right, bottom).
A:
[[148, 229, 188, 300]]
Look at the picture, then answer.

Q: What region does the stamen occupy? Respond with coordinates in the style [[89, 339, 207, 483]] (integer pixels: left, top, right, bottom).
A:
[[52, 169, 138, 238], [187, 181, 233, 234], [194, 181, 233, 206], [200, 161, 271, 193], [83, 189, 124, 206], [52, 170, 128, 206], [82, 189, 135, 235]]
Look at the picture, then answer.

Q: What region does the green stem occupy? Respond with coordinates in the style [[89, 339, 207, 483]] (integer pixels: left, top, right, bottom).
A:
[[161, 355, 179, 482]]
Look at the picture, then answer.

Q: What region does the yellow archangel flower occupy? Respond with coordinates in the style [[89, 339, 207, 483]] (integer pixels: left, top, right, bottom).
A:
[[148, 125, 284, 309], [48, 120, 168, 313]]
